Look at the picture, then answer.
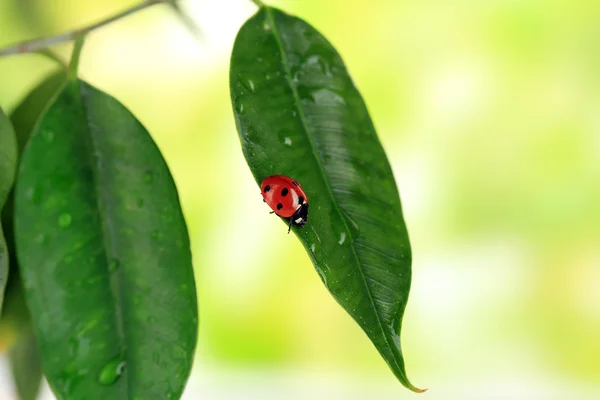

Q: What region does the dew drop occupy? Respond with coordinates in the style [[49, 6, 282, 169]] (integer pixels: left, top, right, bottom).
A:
[[292, 70, 304, 83], [108, 259, 119, 272], [235, 100, 245, 114], [338, 232, 346, 245], [239, 77, 256, 93], [34, 233, 46, 244], [284, 137, 292, 146], [98, 356, 126, 385], [316, 268, 327, 285], [58, 213, 72, 228], [143, 171, 153, 183], [310, 244, 315, 253], [42, 129, 55, 143]]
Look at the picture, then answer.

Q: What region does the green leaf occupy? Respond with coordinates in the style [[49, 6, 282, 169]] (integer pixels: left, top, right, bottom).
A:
[[230, 7, 424, 392], [14, 79, 198, 399], [9, 70, 68, 152], [0, 69, 67, 343], [10, 329, 43, 400], [0, 108, 18, 316]]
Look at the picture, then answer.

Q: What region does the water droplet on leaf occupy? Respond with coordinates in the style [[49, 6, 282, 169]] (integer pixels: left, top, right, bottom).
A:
[[58, 213, 72, 228], [143, 171, 153, 183], [235, 99, 245, 114], [108, 259, 119, 272], [42, 129, 55, 143], [98, 356, 126, 385]]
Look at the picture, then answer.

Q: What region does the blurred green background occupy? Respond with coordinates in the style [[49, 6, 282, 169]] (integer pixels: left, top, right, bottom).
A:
[[0, 0, 599, 399]]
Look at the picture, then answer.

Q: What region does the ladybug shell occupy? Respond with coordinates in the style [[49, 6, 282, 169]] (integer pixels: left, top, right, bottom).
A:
[[260, 175, 308, 218]]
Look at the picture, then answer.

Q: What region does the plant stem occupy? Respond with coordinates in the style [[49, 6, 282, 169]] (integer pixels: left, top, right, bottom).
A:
[[250, 0, 265, 7], [68, 35, 86, 80], [0, 0, 170, 58]]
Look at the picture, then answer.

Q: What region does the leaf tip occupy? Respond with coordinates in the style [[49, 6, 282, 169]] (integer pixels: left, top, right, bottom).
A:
[[404, 377, 427, 393]]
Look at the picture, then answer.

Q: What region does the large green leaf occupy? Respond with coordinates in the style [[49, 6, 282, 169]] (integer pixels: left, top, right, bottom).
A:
[[0, 108, 18, 316], [14, 79, 198, 399], [230, 7, 423, 392]]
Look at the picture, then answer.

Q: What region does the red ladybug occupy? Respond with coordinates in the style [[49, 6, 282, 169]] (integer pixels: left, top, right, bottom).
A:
[[260, 175, 309, 233]]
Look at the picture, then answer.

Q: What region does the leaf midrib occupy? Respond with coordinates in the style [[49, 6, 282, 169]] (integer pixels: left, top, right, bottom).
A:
[[264, 7, 407, 379], [79, 82, 128, 395]]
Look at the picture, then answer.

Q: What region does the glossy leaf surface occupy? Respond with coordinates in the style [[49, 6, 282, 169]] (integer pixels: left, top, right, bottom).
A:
[[230, 7, 423, 392], [14, 79, 198, 399], [0, 108, 17, 315]]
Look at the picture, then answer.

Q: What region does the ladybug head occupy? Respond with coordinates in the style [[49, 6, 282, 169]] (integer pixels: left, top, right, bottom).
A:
[[291, 203, 309, 227]]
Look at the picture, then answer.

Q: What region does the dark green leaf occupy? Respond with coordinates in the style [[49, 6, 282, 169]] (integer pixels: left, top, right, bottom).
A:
[[9, 70, 67, 153], [14, 79, 198, 399], [0, 71, 68, 399], [1, 68, 67, 336], [230, 7, 423, 392], [0, 108, 18, 316], [10, 329, 43, 400]]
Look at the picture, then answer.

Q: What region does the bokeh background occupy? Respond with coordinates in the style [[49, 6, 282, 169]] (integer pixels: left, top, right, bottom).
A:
[[1, 0, 599, 399]]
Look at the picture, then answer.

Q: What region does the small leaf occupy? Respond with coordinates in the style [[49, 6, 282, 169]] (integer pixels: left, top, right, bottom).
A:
[[10, 329, 43, 400], [14, 79, 198, 399], [230, 7, 423, 392], [0, 108, 18, 315]]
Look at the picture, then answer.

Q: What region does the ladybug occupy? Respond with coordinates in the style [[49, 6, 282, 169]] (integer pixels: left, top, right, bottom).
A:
[[260, 175, 309, 233]]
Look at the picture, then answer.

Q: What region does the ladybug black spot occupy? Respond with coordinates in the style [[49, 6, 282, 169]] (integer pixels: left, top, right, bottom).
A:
[[281, 188, 289, 197], [264, 185, 271, 193], [292, 181, 299, 186], [277, 203, 283, 210], [298, 196, 304, 204]]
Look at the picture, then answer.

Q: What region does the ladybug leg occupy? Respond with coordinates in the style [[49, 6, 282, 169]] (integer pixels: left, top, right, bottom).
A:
[[270, 211, 275, 214], [288, 218, 293, 234]]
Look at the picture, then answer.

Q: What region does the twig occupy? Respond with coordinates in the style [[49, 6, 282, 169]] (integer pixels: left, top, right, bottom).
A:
[[0, 0, 172, 57]]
